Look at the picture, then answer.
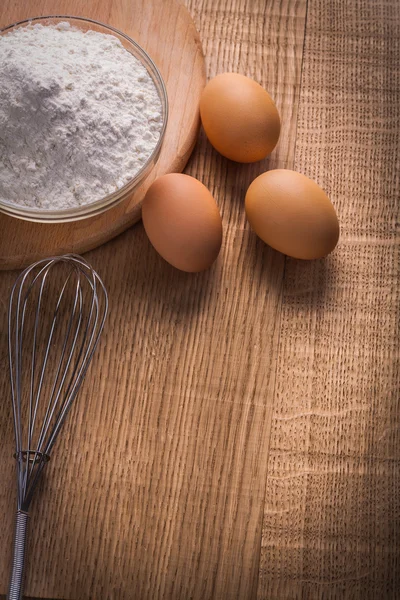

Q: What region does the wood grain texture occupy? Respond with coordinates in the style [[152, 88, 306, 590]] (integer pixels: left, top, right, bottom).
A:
[[1, 1, 399, 599], [0, 0, 307, 598], [0, 0, 205, 270], [258, 0, 400, 598]]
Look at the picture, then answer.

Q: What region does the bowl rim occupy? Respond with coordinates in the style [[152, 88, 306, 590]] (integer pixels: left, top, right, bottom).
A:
[[0, 14, 169, 222]]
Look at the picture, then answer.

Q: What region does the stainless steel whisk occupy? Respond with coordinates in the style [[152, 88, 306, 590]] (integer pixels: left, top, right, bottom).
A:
[[7, 254, 108, 600]]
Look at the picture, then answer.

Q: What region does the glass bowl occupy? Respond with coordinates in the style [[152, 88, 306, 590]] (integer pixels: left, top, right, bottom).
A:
[[0, 15, 168, 223]]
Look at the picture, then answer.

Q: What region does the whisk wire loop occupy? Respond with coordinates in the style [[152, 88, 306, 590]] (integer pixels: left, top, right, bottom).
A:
[[8, 254, 108, 511]]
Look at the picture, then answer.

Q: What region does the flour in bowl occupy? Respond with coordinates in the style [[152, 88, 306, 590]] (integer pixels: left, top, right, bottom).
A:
[[0, 21, 163, 210]]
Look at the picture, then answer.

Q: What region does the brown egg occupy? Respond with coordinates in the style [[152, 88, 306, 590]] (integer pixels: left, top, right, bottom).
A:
[[245, 170, 339, 259], [142, 173, 223, 272], [199, 73, 281, 163]]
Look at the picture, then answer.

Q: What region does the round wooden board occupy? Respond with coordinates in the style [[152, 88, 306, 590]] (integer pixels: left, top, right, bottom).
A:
[[0, 0, 206, 270]]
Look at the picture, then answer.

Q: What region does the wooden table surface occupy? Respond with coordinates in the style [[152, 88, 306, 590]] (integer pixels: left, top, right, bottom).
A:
[[1, 0, 399, 598]]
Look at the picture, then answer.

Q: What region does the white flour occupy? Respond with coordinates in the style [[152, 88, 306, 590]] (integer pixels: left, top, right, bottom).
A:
[[0, 22, 163, 210]]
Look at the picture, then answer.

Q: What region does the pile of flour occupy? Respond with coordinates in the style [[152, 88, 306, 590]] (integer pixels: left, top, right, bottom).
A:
[[0, 22, 163, 210]]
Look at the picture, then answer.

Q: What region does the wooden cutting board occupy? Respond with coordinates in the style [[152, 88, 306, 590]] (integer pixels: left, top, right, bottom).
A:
[[0, 0, 206, 270]]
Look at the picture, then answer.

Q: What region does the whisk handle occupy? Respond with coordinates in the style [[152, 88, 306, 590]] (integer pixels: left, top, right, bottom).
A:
[[7, 510, 29, 600]]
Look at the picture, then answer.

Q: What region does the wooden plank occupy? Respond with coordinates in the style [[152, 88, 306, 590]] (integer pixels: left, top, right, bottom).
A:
[[258, 0, 400, 598], [0, 0, 308, 598]]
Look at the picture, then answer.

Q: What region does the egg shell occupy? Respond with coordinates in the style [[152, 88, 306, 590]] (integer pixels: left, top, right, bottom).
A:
[[142, 173, 223, 272], [245, 170, 339, 259], [199, 73, 281, 163]]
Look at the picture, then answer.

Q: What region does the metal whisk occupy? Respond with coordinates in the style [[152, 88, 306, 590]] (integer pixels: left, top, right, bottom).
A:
[[7, 254, 108, 600]]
